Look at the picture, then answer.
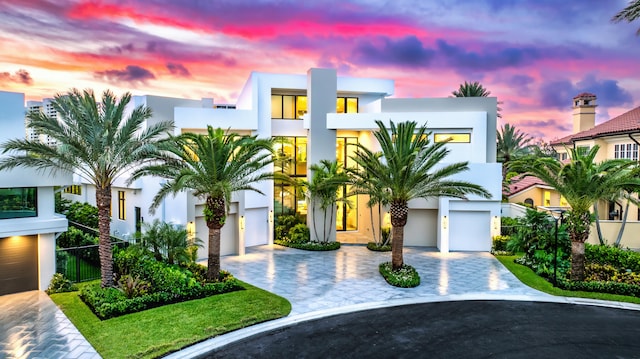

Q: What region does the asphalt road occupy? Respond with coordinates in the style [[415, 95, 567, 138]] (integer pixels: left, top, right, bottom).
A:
[[202, 300, 640, 359]]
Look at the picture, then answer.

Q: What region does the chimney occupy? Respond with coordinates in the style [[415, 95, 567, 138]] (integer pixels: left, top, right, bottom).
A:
[[572, 93, 596, 134]]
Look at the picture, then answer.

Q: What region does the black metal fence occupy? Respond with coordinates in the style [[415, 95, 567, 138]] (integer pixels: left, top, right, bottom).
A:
[[56, 241, 129, 283]]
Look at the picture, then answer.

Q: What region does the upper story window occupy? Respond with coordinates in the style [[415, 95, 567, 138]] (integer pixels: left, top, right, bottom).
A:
[[0, 187, 37, 219], [614, 143, 638, 161], [576, 146, 590, 155], [271, 95, 358, 119], [558, 152, 568, 161], [118, 191, 126, 220], [434, 133, 471, 143], [63, 185, 82, 195]]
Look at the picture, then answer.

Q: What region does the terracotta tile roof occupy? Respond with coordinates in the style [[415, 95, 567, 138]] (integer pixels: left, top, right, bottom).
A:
[[551, 106, 640, 145], [574, 92, 596, 99], [504, 175, 548, 197]]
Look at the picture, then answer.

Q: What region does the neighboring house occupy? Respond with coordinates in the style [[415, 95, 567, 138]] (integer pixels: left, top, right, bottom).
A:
[[504, 174, 568, 208], [551, 93, 640, 247], [62, 68, 502, 256], [0, 91, 71, 296]]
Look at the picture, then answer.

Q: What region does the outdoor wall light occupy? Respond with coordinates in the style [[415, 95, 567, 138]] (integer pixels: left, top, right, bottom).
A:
[[240, 216, 245, 230], [492, 216, 500, 231], [268, 210, 274, 223], [442, 215, 448, 230]]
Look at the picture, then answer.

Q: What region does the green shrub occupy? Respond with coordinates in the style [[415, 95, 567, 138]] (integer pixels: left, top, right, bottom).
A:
[[557, 278, 640, 298], [491, 235, 511, 253], [56, 250, 69, 274], [275, 240, 341, 251], [586, 244, 640, 272], [274, 214, 304, 241], [117, 275, 150, 299], [46, 273, 78, 294], [500, 216, 520, 236], [289, 223, 310, 243], [379, 262, 420, 288], [367, 242, 391, 252]]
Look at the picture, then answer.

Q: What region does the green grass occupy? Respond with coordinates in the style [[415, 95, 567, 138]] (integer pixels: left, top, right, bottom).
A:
[[50, 280, 291, 359], [496, 255, 640, 304]]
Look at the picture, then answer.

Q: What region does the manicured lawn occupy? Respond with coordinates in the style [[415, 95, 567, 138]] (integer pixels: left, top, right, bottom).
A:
[[50, 281, 291, 359], [496, 255, 640, 305]]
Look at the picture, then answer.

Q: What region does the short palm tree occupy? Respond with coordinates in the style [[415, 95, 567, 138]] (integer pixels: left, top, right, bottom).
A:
[[612, 0, 640, 35], [0, 89, 171, 288], [497, 123, 533, 185], [350, 120, 491, 270], [302, 160, 350, 243], [514, 146, 640, 280], [130, 126, 274, 281]]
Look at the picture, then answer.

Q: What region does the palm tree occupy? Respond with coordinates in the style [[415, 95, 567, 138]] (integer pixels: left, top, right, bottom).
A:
[[303, 160, 350, 243], [452, 81, 502, 117], [452, 81, 492, 97], [130, 126, 274, 281], [0, 89, 171, 288], [514, 146, 640, 280], [612, 0, 640, 35], [497, 123, 533, 186], [348, 157, 390, 246], [350, 120, 491, 270]]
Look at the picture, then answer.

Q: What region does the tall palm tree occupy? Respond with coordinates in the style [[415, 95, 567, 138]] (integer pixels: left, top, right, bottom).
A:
[[350, 120, 491, 270], [452, 81, 502, 117], [303, 160, 350, 243], [349, 160, 390, 246], [514, 146, 640, 280], [130, 126, 274, 281], [612, 0, 640, 35], [0, 89, 170, 288], [497, 123, 533, 185]]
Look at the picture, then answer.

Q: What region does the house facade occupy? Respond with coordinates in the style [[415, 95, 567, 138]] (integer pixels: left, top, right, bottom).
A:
[[551, 93, 640, 247], [0, 91, 71, 295], [63, 68, 502, 258]]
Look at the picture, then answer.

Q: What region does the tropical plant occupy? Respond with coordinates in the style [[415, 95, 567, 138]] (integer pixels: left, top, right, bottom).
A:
[[0, 89, 171, 287], [497, 123, 533, 184], [301, 159, 350, 243], [612, 0, 640, 35], [452, 81, 502, 117], [350, 120, 491, 270], [513, 145, 640, 280], [130, 126, 274, 281], [139, 219, 203, 265]]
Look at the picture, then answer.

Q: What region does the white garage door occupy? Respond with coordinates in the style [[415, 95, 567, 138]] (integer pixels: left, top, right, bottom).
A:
[[404, 209, 438, 247], [244, 208, 268, 247], [195, 213, 237, 259], [449, 211, 491, 251]]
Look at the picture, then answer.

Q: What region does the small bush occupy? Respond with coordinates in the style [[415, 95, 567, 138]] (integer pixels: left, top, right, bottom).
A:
[[289, 224, 310, 243], [367, 242, 391, 252], [117, 275, 150, 299], [586, 244, 640, 272], [491, 235, 511, 254], [46, 273, 78, 294], [379, 262, 420, 288]]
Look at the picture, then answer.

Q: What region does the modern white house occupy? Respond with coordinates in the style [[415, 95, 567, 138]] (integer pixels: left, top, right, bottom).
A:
[[61, 68, 502, 259], [0, 91, 70, 295]]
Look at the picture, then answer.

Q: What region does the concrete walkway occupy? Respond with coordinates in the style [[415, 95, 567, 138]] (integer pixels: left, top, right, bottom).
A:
[[0, 290, 100, 359]]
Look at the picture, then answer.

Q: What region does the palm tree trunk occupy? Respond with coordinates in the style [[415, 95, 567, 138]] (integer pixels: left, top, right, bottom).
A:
[[207, 226, 221, 281], [391, 225, 404, 270], [615, 201, 630, 247], [369, 205, 377, 245], [205, 195, 226, 281], [311, 198, 320, 243], [568, 211, 591, 281], [390, 201, 408, 270], [593, 202, 605, 245], [570, 241, 585, 281], [327, 204, 336, 243], [96, 186, 113, 288]]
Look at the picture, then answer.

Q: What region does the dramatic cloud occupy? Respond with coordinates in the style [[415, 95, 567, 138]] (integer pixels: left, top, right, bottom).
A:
[[0, 69, 33, 85], [539, 75, 633, 110], [166, 63, 191, 77], [435, 40, 544, 71], [519, 118, 571, 132], [94, 65, 155, 84], [353, 36, 435, 67]]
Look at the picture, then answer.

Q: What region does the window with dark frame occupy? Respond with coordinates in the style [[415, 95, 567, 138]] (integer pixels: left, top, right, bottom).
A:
[[118, 190, 126, 220]]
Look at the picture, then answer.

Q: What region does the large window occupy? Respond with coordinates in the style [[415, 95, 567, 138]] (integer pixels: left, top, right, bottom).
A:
[[271, 95, 358, 119], [118, 191, 126, 220], [434, 133, 471, 143], [614, 143, 638, 161], [63, 185, 82, 195], [336, 137, 358, 231], [0, 187, 37, 219], [274, 137, 307, 216]]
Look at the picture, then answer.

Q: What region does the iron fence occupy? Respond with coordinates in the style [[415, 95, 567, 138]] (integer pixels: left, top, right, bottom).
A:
[[56, 241, 129, 283]]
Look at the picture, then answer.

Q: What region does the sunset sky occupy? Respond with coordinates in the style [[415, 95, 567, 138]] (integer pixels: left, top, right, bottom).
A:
[[1, 0, 639, 141]]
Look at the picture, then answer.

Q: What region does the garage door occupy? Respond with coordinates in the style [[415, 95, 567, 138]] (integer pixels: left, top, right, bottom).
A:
[[449, 211, 491, 251], [0, 236, 38, 296], [195, 214, 237, 259]]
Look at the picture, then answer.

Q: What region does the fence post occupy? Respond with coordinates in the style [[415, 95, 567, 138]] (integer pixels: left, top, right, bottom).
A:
[[75, 247, 81, 283]]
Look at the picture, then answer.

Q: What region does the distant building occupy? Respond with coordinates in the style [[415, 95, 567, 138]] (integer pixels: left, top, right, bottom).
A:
[[25, 98, 58, 147]]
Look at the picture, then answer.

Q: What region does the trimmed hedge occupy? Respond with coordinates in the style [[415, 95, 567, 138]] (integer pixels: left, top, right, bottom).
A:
[[366, 242, 391, 252], [586, 244, 640, 272], [80, 247, 243, 319], [557, 279, 640, 298], [275, 239, 341, 251]]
